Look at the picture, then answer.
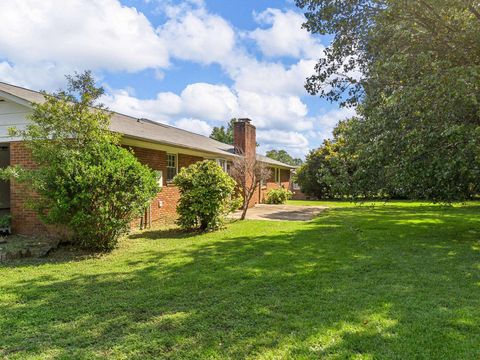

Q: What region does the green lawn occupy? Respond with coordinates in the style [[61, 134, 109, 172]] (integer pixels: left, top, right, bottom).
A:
[[1, 201, 480, 359]]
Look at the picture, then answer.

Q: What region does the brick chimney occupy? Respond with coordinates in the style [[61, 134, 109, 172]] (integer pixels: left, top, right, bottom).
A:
[[233, 118, 256, 159]]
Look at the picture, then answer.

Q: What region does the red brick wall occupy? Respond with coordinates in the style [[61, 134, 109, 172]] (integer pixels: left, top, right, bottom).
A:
[[179, 153, 203, 170], [9, 139, 292, 236], [257, 168, 291, 203], [126, 146, 203, 228], [9, 142, 60, 236], [10, 143, 206, 235]]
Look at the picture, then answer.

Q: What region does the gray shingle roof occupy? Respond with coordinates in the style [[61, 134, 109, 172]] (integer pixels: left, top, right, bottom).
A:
[[0, 81, 294, 168]]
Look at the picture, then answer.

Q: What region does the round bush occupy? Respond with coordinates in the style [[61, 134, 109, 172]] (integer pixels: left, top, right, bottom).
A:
[[174, 160, 239, 231], [265, 188, 293, 204]]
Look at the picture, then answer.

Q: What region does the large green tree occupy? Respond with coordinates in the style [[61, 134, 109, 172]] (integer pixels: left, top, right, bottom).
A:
[[266, 149, 303, 166], [210, 119, 236, 144], [296, 0, 480, 201], [296, 119, 358, 199], [5, 71, 159, 251]]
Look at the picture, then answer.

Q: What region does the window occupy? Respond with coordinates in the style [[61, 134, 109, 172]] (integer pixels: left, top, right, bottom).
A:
[[154, 170, 163, 188], [216, 158, 227, 172], [275, 168, 281, 184], [166, 154, 177, 182]]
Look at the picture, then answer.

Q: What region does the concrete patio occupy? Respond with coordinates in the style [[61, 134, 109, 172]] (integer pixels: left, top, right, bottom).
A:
[[230, 204, 327, 221]]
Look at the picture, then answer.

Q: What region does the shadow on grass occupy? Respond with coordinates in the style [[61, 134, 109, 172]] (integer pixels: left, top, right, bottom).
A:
[[1, 203, 480, 358], [128, 227, 201, 241]]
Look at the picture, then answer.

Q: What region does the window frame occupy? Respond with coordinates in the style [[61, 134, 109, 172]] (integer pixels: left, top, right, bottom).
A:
[[216, 158, 227, 172], [275, 168, 281, 184], [166, 153, 178, 183]]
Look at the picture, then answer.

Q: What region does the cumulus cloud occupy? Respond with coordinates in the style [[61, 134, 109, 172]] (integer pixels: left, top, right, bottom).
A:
[[317, 107, 357, 129], [249, 8, 324, 59], [0, 61, 75, 90], [103, 82, 314, 135], [102, 89, 181, 123], [0, 0, 338, 158], [307, 107, 358, 143], [237, 90, 312, 131], [180, 83, 238, 121], [227, 56, 317, 97], [158, 4, 235, 65], [257, 130, 310, 157], [174, 118, 212, 136], [0, 0, 168, 73]]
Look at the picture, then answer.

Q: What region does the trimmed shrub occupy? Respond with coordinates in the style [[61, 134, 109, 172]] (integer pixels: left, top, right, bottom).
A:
[[265, 188, 292, 204], [174, 160, 240, 231]]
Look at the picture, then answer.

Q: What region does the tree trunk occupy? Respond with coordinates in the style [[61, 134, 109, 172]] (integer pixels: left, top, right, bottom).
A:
[[240, 202, 248, 220], [240, 188, 254, 220]]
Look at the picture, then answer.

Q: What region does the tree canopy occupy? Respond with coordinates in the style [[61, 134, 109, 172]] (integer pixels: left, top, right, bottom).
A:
[[210, 119, 235, 144], [265, 149, 303, 166], [296, 0, 480, 201], [5, 71, 159, 250]]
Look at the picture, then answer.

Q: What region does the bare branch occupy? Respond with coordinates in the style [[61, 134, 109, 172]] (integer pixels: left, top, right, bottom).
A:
[[230, 151, 271, 220]]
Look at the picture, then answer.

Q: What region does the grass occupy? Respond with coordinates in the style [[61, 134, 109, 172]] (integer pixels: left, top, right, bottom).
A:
[[1, 201, 480, 359]]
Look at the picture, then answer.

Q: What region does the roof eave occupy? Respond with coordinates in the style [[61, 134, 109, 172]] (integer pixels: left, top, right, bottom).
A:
[[121, 134, 238, 159]]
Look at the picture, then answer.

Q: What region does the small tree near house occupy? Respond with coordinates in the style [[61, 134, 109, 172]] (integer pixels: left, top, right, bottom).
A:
[[4, 71, 159, 251], [230, 151, 271, 220]]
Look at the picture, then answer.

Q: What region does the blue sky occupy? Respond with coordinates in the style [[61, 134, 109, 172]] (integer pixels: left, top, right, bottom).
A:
[[0, 0, 354, 158]]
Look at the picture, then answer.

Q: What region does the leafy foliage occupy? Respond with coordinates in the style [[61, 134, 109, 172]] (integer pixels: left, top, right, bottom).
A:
[[265, 188, 293, 204], [296, 0, 480, 201], [7, 71, 159, 251], [265, 150, 303, 166], [209, 119, 236, 144], [0, 214, 11, 228], [174, 160, 239, 231], [296, 119, 358, 199]]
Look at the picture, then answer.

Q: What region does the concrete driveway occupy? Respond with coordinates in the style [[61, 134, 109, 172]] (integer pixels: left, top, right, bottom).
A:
[[230, 204, 327, 221]]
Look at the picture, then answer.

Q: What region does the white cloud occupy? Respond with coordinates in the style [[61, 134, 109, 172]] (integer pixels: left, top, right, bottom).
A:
[[257, 130, 310, 157], [307, 107, 357, 142], [104, 82, 314, 133], [174, 118, 212, 136], [158, 5, 235, 65], [0, 0, 168, 73], [102, 89, 181, 123], [229, 57, 317, 97], [103, 82, 238, 124], [317, 107, 357, 129], [0, 1, 338, 157], [249, 8, 324, 59], [0, 61, 73, 90], [180, 83, 238, 121], [237, 90, 312, 131]]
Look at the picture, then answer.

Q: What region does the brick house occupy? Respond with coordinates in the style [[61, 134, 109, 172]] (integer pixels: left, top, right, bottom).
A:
[[0, 82, 294, 236]]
